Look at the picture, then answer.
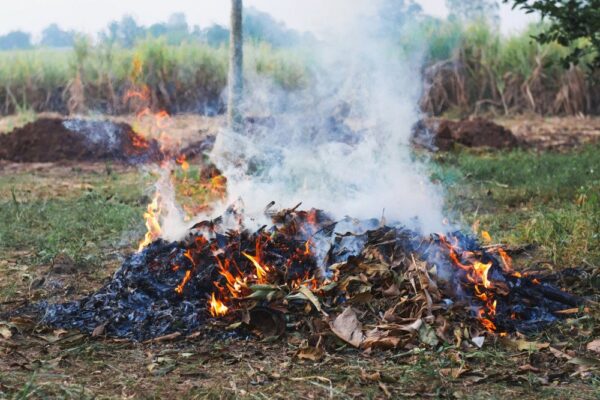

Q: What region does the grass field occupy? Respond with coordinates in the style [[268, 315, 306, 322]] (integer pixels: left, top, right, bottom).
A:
[[0, 132, 598, 398]]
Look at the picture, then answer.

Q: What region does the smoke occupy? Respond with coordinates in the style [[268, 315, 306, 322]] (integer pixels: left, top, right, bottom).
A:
[[209, 0, 446, 234]]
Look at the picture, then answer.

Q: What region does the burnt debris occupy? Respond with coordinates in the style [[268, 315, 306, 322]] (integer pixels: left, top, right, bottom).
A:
[[35, 205, 585, 344]]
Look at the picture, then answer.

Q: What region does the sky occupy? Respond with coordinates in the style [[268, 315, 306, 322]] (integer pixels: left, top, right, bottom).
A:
[[0, 0, 538, 39]]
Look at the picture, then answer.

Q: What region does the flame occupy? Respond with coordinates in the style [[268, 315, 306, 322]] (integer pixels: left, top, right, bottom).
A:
[[176, 155, 189, 172], [175, 270, 192, 295], [440, 234, 499, 332], [242, 252, 270, 284], [471, 261, 492, 288], [138, 193, 161, 251], [481, 230, 492, 243], [497, 247, 513, 273], [209, 293, 229, 317]]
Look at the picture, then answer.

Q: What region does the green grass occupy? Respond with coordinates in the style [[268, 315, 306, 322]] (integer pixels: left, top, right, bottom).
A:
[[0, 171, 145, 265], [433, 145, 600, 265]]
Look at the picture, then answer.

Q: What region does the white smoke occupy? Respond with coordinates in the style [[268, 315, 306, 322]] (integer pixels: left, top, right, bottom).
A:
[[209, 0, 445, 234]]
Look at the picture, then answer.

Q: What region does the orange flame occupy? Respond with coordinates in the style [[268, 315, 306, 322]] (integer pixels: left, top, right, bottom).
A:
[[242, 252, 270, 284], [175, 270, 192, 295], [138, 193, 161, 251], [481, 230, 492, 243], [497, 247, 513, 273], [176, 155, 189, 172], [209, 293, 229, 317]]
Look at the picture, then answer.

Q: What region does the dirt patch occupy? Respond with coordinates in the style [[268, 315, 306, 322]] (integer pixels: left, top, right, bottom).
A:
[[497, 115, 600, 150], [0, 117, 162, 163], [413, 117, 519, 150]]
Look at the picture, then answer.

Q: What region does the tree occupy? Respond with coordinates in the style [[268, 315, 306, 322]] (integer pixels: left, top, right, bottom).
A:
[[504, 0, 600, 69], [243, 7, 302, 47], [228, 0, 244, 130], [0, 31, 32, 50], [41, 24, 75, 48], [446, 0, 500, 26], [100, 15, 144, 48], [149, 23, 168, 38], [203, 24, 229, 47]]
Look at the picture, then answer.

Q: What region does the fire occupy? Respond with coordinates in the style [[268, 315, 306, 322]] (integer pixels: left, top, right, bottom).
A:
[[138, 193, 161, 251], [175, 270, 192, 295], [176, 154, 189, 172], [497, 247, 513, 273], [481, 230, 492, 243], [242, 252, 270, 284], [439, 234, 499, 332], [471, 261, 492, 288], [209, 293, 229, 317]]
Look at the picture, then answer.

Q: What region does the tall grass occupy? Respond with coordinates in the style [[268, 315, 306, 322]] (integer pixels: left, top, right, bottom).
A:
[[421, 21, 599, 116], [0, 23, 597, 117], [0, 39, 308, 116]]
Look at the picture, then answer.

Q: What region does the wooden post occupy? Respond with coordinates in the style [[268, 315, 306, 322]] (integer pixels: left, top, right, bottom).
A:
[[227, 0, 243, 131]]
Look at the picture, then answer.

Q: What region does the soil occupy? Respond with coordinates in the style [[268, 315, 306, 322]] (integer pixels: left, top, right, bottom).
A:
[[0, 117, 162, 163], [413, 117, 519, 150]]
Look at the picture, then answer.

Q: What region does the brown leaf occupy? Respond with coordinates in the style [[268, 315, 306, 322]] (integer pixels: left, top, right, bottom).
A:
[[549, 346, 572, 360], [518, 364, 540, 372], [91, 323, 107, 337], [439, 365, 469, 379], [296, 346, 324, 362], [360, 370, 381, 382], [586, 339, 600, 354], [502, 337, 549, 352], [0, 324, 12, 339], [382, 283, 400, 297], [362, 329, 401, 350], [330, 307, 363, 347]]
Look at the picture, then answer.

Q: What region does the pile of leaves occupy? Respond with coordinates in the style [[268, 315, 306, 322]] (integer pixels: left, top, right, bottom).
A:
[[36, 205, 585, 352]]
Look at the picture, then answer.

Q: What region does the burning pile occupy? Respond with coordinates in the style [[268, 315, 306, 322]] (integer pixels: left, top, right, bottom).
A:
[[40, 201, 583, 346]]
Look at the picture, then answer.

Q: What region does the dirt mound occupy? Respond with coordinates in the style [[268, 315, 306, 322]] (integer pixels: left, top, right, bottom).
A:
[[0, 118, 162, 163], [413, 117, 519, 150]]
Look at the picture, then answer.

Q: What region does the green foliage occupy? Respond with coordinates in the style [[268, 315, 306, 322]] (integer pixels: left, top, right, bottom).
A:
[[40, 24, 75, 48], [0, 31, 32, 50], [0, 39, 306, 114], [505, 0, 600, 69], [433, 145, 600, 265]]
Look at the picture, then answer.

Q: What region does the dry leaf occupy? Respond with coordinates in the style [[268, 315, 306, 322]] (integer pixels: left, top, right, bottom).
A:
[[360, 370, 381, 382], [296, 346, 324, 362], [502, 337, 549, 352], [418, 323, 439, 347], [362, 329, 401, 350], [330, 307, 363, 347], [439, 365, 469, 379], [91, 323, 107, 337], [586, 339, 600, 354], [518, 364, 540, 372], [382, 284, 400, 297], [549, 346, 572, 360], [0, 325, 12, 339], [298, 286, 322, 313]]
